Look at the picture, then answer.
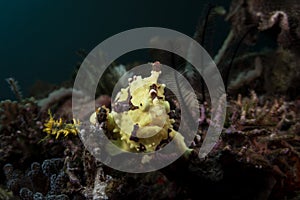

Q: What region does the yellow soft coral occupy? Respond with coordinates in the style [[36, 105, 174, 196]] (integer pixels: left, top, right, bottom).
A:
[[43, 110, 80, 139]]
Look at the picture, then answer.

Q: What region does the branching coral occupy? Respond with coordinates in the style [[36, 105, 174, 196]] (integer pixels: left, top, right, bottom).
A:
[[6, 78, 23, 102], [218, 91, 300, 198], [160, 91, 300, 199], [0, 98, 43, 168]]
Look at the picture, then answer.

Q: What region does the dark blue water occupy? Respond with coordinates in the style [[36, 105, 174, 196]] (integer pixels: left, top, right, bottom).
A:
[[0, 0, 228, 100]]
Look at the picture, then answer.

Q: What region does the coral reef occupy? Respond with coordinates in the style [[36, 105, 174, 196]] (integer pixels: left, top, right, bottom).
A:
[[223, 0, 300, 96], [0, 89, 111, 199], [219, 92, 300, 199], [227, 0, 300, 51], [1, 1, 300, 199], [0, 98, 44, 170], [2, 140, 112, 199], [1, 85, 300, 200], [227, 48, 300, 96]]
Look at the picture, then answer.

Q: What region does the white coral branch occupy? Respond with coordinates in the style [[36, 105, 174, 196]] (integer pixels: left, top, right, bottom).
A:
[[228, 56, 263, 91]]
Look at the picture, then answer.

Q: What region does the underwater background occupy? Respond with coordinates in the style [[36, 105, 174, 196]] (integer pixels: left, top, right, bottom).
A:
[[1, 0, 300, 199], [0, 0, 228, 100]]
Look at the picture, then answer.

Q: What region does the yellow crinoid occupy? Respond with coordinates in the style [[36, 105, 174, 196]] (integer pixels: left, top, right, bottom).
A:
[[43, 110, 80, 139]]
